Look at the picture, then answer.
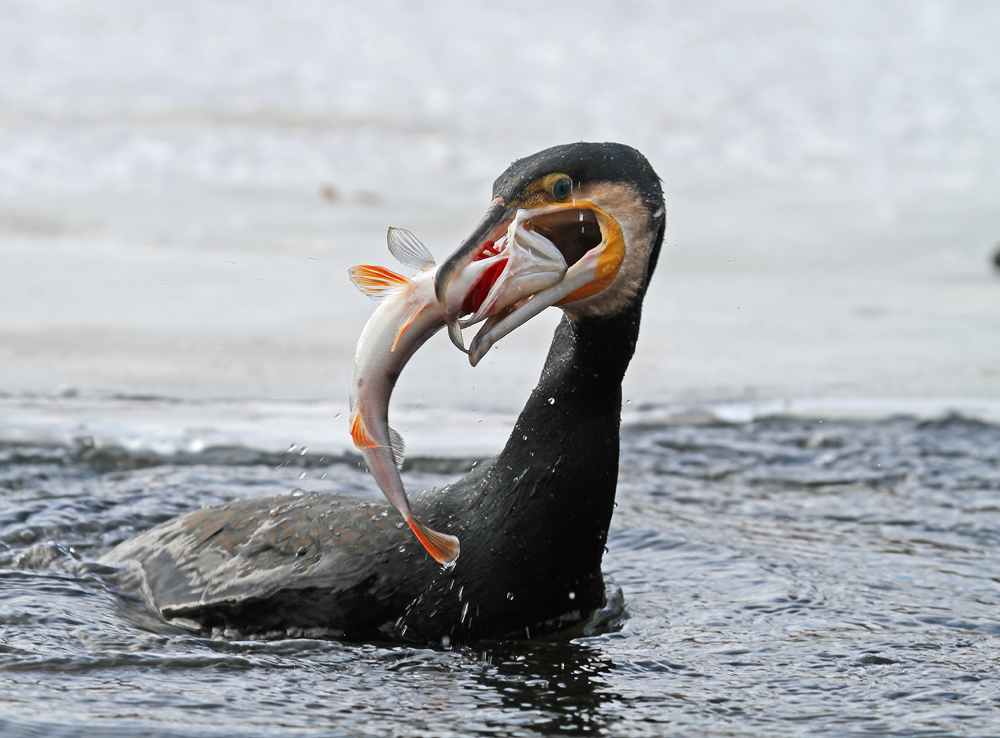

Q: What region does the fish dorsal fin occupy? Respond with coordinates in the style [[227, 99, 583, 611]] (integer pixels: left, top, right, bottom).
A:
[[389, 427, 405, 471], [348, 265, 411, 301], [387, 227, 435, 271]]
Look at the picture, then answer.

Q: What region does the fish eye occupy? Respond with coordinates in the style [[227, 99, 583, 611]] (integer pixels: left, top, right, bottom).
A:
[[551, 176, 572, 201]]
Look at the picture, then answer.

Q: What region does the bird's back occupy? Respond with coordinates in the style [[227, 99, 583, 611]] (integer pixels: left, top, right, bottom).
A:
[[101, 491, 411, 638]]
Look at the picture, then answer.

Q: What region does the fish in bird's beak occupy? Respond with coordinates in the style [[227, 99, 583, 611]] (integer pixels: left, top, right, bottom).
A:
[[436, 195, 626, 365], [348, 178, 628, 566], [347, 223, 569, 567]]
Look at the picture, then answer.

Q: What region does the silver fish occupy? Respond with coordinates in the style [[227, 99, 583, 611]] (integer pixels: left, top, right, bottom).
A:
[[348, 225, 566, 566]]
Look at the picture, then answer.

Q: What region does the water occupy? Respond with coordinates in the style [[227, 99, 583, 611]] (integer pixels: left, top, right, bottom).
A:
[[2, 414, 998, 737]]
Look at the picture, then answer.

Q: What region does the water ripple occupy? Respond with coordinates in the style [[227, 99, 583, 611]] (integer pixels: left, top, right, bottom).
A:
[[1, 416, 999, 736]]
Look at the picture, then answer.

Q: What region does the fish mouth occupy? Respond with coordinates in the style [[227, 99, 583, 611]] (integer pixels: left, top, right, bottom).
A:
[[436, 200, 624, 365]]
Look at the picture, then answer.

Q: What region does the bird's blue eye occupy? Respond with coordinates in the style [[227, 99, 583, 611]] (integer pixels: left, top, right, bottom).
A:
[[551, 177, 572, 201]]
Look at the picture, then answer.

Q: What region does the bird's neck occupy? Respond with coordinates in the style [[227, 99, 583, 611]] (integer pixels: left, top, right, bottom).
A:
[[482, 300, 643, 599]]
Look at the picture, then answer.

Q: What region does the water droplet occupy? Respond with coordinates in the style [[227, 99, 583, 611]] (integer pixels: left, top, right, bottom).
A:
[[334, 412, 342, 419], [522, 435, 528, 441], [299, 447, 308, 456], [441, 635, 451, 648], [395, 521, 405, 529], [568, 591, 576, 600], [460, 602, 469, 623], [458, 586, 464, 600], [320, 473, 326, 479], [398, 546, 406, 553], [287, 443, 296, 452], [625, 399, 632, 405], [547, 397, 556, 405], [506, 592, 514, 600], [298, 472, 306, 480]]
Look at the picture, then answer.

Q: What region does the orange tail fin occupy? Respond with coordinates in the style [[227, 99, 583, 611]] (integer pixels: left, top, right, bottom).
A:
[[407, 517, 460, 567]]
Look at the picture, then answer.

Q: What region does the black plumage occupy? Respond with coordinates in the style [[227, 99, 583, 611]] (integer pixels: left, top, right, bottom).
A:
[[102, 142, 665, 644]]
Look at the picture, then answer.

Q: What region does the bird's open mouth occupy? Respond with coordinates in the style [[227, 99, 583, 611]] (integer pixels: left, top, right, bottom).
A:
[[524, 207, 603, 268], [437, 200, 625, 364], [458, 208, 603, 316]]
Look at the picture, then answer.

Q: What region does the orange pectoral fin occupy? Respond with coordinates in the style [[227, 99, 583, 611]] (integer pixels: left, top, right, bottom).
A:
[[349, 265, 411, 300], [391, 303, 424, 352], [407, 517, 460, 567]]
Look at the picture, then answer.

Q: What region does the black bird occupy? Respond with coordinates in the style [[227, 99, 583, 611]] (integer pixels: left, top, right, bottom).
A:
[[101, 142, 665, 644]]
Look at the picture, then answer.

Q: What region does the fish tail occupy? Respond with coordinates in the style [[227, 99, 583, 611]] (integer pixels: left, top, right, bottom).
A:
[[349, 265, 411, 300], [407, 516, 460, 568]]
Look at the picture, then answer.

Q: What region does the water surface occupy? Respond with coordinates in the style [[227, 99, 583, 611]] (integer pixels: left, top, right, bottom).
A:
[[2, 414, 998, 737]]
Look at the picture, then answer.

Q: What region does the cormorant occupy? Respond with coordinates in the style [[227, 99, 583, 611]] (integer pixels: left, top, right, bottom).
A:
[[101, 141, 666, 644]]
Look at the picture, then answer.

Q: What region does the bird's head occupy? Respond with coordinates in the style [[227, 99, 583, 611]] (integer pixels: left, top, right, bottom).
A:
[[436, 142, 665, 365]]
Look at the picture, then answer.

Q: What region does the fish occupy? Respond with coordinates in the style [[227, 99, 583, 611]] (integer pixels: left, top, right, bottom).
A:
[[348, 223, 567, 567], [348, 228, 461, 567]]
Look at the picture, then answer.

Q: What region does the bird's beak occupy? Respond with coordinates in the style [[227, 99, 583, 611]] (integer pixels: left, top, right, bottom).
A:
[[436, 198, 626, 366]]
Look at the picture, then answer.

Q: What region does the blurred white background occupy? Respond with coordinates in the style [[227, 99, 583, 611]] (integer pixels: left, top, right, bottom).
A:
[[1, 1, 998, 428]]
